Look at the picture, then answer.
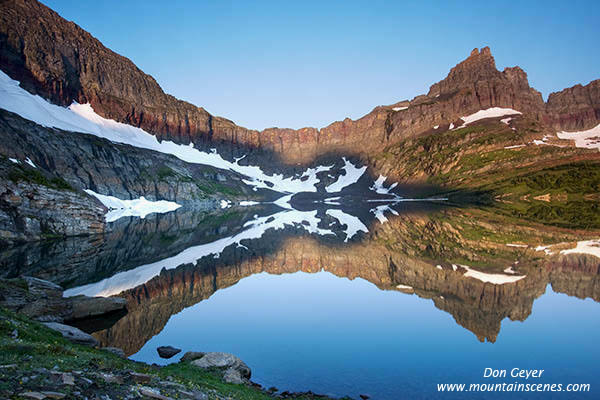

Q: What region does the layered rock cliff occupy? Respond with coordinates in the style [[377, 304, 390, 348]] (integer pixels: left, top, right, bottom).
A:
[[0, 157, 106, 243], [2, 0, 599, 165], [0, 109, 257, 204]]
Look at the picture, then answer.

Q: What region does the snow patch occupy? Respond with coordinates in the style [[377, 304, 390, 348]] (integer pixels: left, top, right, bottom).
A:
[[458, 264, 526, 284], [326, 209, 368, 242], [370, 175, 398, 195], [506, 243, 528, 248], [370, 204, 399, 224], [453, 107, 521, 130], [323, 197, 341, 206], [504, 144, 526, 149], [560, 239, 600, 259], [557, 123, 600, 150], [85, 190, 181, 222], [239, 201, 260, 206], [325, 158, 366, 193], [396, 284, 413, 290], [25, 157, 36, 168], [220, 200, 232, 209], [433, 125, 439, 129], [392, 106, 408, 111], [8, 158, 19, 164]]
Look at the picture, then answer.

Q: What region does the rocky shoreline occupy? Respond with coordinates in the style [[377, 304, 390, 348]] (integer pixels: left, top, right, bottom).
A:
[[0, 277, 349, 400]]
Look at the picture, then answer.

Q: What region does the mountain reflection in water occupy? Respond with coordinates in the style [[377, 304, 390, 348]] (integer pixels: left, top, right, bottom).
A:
[[1, 200, 599, 399]]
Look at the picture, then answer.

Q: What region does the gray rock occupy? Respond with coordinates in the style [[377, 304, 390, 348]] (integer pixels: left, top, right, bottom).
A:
[[61, 373, 74, 385], [191, 352, 251, 379], [129, 371, 152, 383], [20, 393, 46, 400], [69, 295, 127, 320], [180, 351, 205, 362], [222, 367, 245, 384], [139, 387, 171, 400], [101, 347, 126, 358], [41, 392, 68, 400], [42, 322, 99, 347], [157, 345, 181, 359]]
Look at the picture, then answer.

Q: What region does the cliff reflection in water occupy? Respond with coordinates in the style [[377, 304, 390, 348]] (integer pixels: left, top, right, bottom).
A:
[[2, 201, 599, 356]]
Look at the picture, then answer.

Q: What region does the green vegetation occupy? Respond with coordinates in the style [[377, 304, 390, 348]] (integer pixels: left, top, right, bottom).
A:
[[140, 165, 243, 199], [8, 166, 73, 191], [493, 201, 600, 230], [490, 161, 600, 196], [0, 307, 342, 399]]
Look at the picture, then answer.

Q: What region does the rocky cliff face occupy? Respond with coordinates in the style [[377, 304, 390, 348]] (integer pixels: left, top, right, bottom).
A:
[[2, 0, 599, 166], [0, 158, 106, 244], [546, 79, 600, 130], [0, 109, 257, 204]]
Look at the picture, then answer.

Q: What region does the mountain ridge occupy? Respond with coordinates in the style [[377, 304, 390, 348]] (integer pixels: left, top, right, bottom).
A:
[[1, 0, 599, 164]]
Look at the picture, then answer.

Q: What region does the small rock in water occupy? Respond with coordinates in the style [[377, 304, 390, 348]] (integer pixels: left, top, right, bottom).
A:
[[359, 395, 371, 400], [157, 345, 182, 359]]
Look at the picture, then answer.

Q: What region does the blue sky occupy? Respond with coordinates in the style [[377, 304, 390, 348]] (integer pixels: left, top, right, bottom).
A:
[[42, 0, 599, 130]]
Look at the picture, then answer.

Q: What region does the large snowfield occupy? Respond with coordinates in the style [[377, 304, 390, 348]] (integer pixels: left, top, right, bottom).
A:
[[0, 70, 358, 195]]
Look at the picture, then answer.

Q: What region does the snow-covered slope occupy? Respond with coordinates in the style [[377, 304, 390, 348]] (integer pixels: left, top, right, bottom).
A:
[[557, 124, 600, 151], [0, 70, 334, 194]]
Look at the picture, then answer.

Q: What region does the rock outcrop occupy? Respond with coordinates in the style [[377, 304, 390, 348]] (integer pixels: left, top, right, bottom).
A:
[[42, 322, 100, 347], [0, 276, 126, 323], [156, 345, 181, 359], [0, 158, 106, 244], [191, 352, 252, 384]]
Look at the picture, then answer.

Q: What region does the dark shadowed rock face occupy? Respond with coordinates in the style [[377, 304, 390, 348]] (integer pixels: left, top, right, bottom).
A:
[[2, 1, 599, 165], [156, 345, 181, 359]]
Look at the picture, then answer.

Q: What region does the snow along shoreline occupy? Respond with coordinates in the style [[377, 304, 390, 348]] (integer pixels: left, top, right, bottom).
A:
[[85, 190, 181, 222]]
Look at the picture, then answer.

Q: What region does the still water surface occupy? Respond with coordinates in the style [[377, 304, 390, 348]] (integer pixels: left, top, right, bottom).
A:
[[131, 271, 599, 399], [2, 202, 598, 399]]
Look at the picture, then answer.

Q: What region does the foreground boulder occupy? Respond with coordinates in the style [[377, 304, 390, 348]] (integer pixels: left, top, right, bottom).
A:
[[156, 345, 181, 359], [42, 322, 99, 347], [191, 352, 251, 383]]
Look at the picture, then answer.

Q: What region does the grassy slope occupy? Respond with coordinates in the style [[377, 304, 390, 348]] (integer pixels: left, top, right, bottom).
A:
[[0, 308, 340, 399], [371, 116, 600, 228]]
